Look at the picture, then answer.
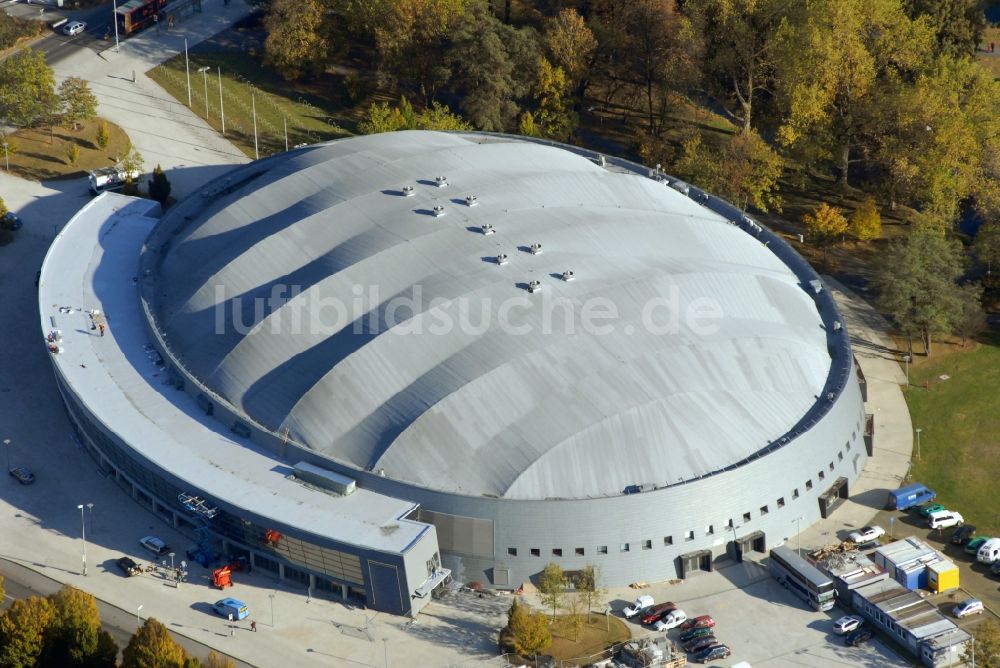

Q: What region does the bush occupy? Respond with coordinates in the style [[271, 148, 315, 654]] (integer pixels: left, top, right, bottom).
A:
[[0, 15, 45, 51], [96, 122, 110, 149], [65, 143, 80, 165]]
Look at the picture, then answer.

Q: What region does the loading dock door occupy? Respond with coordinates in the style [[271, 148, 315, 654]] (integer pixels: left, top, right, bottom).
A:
[[367, 561, 406, 616], [678, 550, 713, 578], [819, 477, 849, 518]]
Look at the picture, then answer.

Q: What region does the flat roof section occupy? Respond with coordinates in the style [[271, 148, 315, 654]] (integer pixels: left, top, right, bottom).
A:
[[38, 194, 429, 555]]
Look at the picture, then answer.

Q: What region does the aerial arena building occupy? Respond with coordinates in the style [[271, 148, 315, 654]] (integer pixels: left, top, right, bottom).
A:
[[40, 131, 867, 616]]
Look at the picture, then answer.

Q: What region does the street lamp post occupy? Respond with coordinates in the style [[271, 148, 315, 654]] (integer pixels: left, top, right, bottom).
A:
[[77, 504, 88, 576], [86, 502, 94, 536], [793, 516, 804, 556], [1, 143, 8, 171], [3, 438, 10, 472], [915, 428, 923, 460], [218, 67, 225, 135], [197, 66, 209, 119], [269, 592, 275, 628], [112, 0, 119, 53], [184, 38, 191, 107], [136, 604, 143, 630], [903, 354, 911, 386]]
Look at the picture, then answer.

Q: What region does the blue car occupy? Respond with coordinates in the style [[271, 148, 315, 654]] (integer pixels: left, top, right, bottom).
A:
[[213, 598, 249, 620]]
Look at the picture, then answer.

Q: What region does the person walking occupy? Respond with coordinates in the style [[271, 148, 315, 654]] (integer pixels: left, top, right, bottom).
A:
[[250, 620, 257, 632]]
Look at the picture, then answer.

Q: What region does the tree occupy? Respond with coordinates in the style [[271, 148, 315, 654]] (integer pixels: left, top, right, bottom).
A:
[[89, 631, 120, 668], [44, 586, 102, 666], [121, 618, 187, 668], [65, 142, 80, 165], [544, 8, 597, 95], [96, 122, 110, 149], [358, 98, 470, 134], [506, 598, 551, 656], [574, 565, 606, 624], [802, 202, 848, 260], [565, 594, 585, 641], [0, 49, 58, 128], [873, 226, 965, 355], [975, 222, 1000, 274], [204, 651, 237, 668], [414, 101, 472, 130], [120, 147, 144, 196], [963, 617, 1000, 667], [58, 77, 98, 131], [263, 0, 330, 80], [148, 164, 172, 207], [0, 596, 56, 668], [0, 196, 7, 220], [905, 0, 986, 58], [537, 562, 566, 621], [849, 198, 881, 241], [518, 111, 538, 137], [534, 58, 575, 141], [954, 282, 986, 347]]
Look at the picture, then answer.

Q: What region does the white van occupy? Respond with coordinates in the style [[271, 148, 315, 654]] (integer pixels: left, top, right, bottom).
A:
[[928, 510, 964, 530], [977, 538, 1000, 564]]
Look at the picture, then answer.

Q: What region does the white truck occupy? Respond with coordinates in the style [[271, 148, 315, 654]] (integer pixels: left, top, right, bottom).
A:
[[89, 166, 142, 195]]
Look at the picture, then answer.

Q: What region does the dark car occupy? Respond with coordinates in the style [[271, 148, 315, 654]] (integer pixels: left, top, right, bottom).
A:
[[951, 525, 977, 545], [9, 467, 35, 484], [965, 536, 989, 555], [694, 644, 731, 663], [640, 602, 677, 625], [845, 628, 874, 647], [0, 212, 21, 231], [684, 636, 719, 653], [680, 626, 715, 643], [116, 556, 141, 576]]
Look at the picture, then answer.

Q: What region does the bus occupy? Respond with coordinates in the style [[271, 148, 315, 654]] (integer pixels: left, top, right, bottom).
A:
[[769, 545, 837, 611]]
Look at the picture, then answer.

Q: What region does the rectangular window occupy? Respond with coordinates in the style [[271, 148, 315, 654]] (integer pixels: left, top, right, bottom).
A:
[[806, 480, 813, 490], [743, 512, 751, 522], [792, 488, 800, 499], [838, 451, 844, 461], [530, 548, 540, 557], [818, 471, 825, 480], [777, 497, 785, 508], [597, 545, 608, 554], [829, 462, 835, 471], [507, 547, 517, 556], [685, 530, 695, 541], [726, 519, 734, 529], [663, 536, 673, 546], [760, 505, 769, 516], [705, 525, 714, 535], [552, 548, 562, 557], [642, 539, 652, 550], [620, 543, 630, 552], [575, 547, 584, 556]]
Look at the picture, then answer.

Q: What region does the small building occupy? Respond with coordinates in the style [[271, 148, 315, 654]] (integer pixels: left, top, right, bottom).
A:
[[926, 560, 960, 593], [850, 579, 970, 667], [814, 548, 888, 600], [873, 537, 945, 591]]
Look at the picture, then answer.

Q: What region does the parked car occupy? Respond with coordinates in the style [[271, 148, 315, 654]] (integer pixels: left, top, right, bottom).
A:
[[978, 538, 1000, 565], [918, 503, 946, 518], [622, 595, 654, 619], [965, 536, 989, 555], [212, 598, 249, 620], [954, 598, 984, 618], [833, 615, 863, 634], [845, 628, 874, 647], [62, 20, 86, 36], [684, 636, 720, 654], [951, 525, 977, 545], [848, 526, 885, 544], [9, 467, 35, 485], [680, 627, 715, 643], [680, 615, 715, 631], [641, 602, 678, 625], [694, 644, 731, 663], [653, 609, 687, 632], [0, 212, 22, 231], [928, 510, 964, 530], [139, 535, 170, 555], [116, 556, 142, 576]]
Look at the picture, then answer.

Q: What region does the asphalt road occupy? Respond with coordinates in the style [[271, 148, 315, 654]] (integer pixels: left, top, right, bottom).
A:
[[0, 557, 254, 667], [4, 1, 119, 66]]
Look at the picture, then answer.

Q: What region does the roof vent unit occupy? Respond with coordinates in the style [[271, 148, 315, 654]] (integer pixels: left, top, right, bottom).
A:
[[833, 320, 842, 331], [529, 243, 543, 255], [402, 185, 415, 197], [496, 253, 509, 265], [596, 154, 606, 167], [561, 270, 575, 281], [292, 461, 356, 496], [481, 223, 496, 235], [809, 279, 823, 294], [527, 280, 542, 293], [669, 180, 691, 196], [435, 175, 449, 188], [432, 205, 446, 217], [465, 195, 478, 207]]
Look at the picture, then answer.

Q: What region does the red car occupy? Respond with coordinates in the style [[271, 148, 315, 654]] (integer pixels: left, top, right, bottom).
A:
[[640, 602, 677, 625], [679, 614, 715, 631]]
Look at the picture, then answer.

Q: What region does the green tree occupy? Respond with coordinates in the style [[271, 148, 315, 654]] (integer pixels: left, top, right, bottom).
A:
[[904, 0, 986, 57], [963, 617, 1000, 667], [89, 631, 120, 668], [263, 0, 329, 80], [974, 222, 1000, 273], [0, 596, 56, 668], [58, 77, 98, 131], [534, 57, 575, 141], [954, 282, 986, 347], [358, 101, 407, 134], [803, 202, 848, 259], [0, 49, 58, 128], [44, 586, 102, 666], [204, 651, 237, 668], [120, 147, 144, 196], [148, 164, 172, 207], [65, 142, 80, 166], [544, 8, 597, 94], [574, 565, 606, 624], [873, 227, 965, 355], [537, 562, 566, 621], [121, 618, 187, 668], [414, 101, 471, 130], [518, 111, 538, 137], [506, 598, 551, 656], [96, 122, 110, 149], [849, 198, 882, 241]]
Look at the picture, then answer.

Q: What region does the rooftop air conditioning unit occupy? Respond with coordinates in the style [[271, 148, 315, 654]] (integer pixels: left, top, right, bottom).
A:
[[529, 243, 542, 255], [561, 270, 575, 281], [833, 321, 842, 331], [402, 185, 415, 197], [481, 223, 495, 235], [596, 155, 606, 167], [496, 253, 509, 265], [465, 195, 478, 207], [527, 280, 542, 293], [435, 176, 448, 188], [432, 205, 446, 217]]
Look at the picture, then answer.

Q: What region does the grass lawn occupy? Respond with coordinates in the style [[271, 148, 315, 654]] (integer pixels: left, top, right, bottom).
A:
[[902, 333, 1000, 534], [3, 118, 131, 181], [545, 613, 631, 664]]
